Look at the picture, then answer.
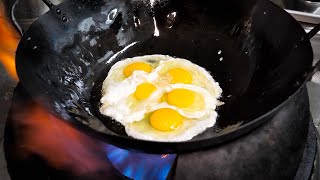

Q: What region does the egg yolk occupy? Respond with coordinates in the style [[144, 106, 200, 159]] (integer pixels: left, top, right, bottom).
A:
[[159, 93, 167, 102], [124, 62, 153, 77], [150, 108, 183, 131], [134, 83, 157, 100], [167, 89, 195, 108], [168, 68, 192, 84]]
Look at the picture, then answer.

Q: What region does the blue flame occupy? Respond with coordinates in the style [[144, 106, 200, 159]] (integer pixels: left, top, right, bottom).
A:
[[105, 144, 176, 180]]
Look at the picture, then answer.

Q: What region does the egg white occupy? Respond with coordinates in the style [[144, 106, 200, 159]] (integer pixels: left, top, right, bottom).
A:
[[150, 83, 217, 118], [156, 57, 222, 98], [100, 54, 222, 142], [103, 55, 168, 83], [100, 70, 162, 125], [125, 110, 217, 142]]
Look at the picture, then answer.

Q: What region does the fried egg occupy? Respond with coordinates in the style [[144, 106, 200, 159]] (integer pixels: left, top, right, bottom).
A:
[[126, 108, 217, 142], [100, 55, 222, 142]]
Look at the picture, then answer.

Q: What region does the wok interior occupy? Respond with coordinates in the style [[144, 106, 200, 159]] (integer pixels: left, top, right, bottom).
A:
[[16, 0, 312, 143]]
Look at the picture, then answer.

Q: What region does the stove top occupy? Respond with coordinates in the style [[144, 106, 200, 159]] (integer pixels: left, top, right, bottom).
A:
[[2, 83, 319, 180], [1, 0, 320, 179]]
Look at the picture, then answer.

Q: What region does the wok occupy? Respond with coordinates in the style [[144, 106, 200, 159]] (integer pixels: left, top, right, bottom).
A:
[[15, 0, 320, 153]]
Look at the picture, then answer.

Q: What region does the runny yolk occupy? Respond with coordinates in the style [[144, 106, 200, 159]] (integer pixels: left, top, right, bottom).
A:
[[134, 83, 157, 100], [168, 68, 192, 84], [167, 89, 195, 108], [150, 108, 183, 131], [124, 62, 153, 77]]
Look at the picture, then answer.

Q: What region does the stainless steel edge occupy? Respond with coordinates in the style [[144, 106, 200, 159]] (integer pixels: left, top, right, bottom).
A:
[[286, 9, 320, 24]]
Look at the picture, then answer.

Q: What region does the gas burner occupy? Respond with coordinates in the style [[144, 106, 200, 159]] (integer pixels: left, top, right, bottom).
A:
[[3, 84, 319, 180], [295, 121, 319, 180]]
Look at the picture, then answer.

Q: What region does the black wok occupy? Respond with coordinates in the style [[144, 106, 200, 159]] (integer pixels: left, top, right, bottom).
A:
[[15, 0, 320, 153]]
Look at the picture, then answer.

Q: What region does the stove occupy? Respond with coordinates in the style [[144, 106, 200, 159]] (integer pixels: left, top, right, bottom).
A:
[[3, 83, 320, 180], [1, 0, 320, 180]]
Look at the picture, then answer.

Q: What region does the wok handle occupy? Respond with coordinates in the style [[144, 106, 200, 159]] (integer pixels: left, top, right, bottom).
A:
[[307, 23, 320, 40], [41, 0, 54, 9], [311, 59, 320, 76]]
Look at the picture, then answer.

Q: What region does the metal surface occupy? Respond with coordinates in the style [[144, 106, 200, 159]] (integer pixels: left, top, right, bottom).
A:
[[6, 0, 64, 33], [42, 0, 54, 8], [0, 0, 320, 179], [170, 87, 311, 180], [2, 83, 313, 180], [286, 9, 320, 24], [312, 128, 320, 180], [14, 0, 318, 153], [284, 0, 320, 14], [294, 120, 318, 180], [283, 0, 320, 24]]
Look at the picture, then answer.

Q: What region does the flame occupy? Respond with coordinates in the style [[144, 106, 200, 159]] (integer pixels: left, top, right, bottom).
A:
[[10, 100, 115, 176], [9, 99, 176, 179], [161, 154, 169, 158], [0, 1, 20, 81], [105, 145, 176, 180], [3, 1, 175, 177]]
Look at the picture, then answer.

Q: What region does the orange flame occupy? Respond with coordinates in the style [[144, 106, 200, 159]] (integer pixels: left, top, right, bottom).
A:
[[0, 1, 20, 81], [161, 154, 169, 158], [1, 2, 116, 177], [10, 100, 113, 176]]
